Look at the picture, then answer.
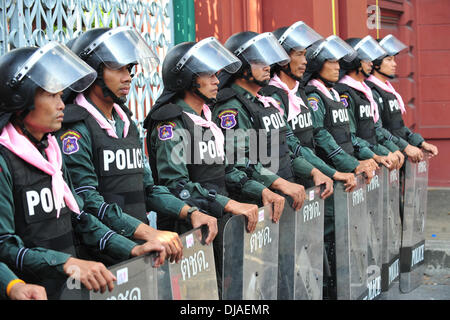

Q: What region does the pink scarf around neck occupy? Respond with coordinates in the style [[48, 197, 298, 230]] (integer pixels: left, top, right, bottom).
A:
[[0, 123, 80, 217], [307, 79, 340, 102], [269, 74, 307, 122], [339, 75, 380, 122], [255, 93, 285, 116], [183, 104, 225, 159], [367, 75, 406, 114], [75, 93, 130, 138]]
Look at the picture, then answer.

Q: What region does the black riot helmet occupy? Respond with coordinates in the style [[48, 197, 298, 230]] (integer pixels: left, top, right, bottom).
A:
[[160, 37, 241, 105], [69, 26, 159, 105], [340, 35, 387, 77], [304, 35, 357, 85], [220, 31, 290, 89], [272, 21, 323, 81], [372, 34, 407, 78], [0, 41, 97, 142]]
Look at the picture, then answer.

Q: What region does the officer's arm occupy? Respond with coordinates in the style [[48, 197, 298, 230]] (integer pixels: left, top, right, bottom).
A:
[[56, 122, 142, 238], [152, 121, 230, 211], [0, 262, 20, 299], [308, 95, 360, 173], [224, 161, 266, 203], [0, 156, 72, 280]]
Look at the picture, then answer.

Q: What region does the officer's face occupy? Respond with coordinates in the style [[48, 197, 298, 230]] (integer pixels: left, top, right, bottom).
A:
[[103, 65, 133, 99], [360, 60, 373, 75], [319, 60, 340, 82], [250, 64, 271, 82], [196, 73, 220, 99], [288, 49, 307, 78], [24, 88, 65, 139], [379, 55, 397, 77]]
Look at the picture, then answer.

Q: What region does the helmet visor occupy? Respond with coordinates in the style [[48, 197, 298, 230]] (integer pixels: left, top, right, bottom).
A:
[[354, 35, 387, 61], [316, 35, 357, 62], [279, 21, 323, 51], [14, 41, 97, 93], [176, 37, 242, 75], [379, 34, 407, 56], [88, 26, 159, 74], [235, 32, 290, 66]]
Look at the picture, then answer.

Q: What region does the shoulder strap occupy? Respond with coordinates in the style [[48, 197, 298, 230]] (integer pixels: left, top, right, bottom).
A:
[[62, 104, 91, 124]]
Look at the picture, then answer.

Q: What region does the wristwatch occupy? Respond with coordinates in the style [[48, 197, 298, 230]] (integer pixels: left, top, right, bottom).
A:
[[186, 206, 198, 225]]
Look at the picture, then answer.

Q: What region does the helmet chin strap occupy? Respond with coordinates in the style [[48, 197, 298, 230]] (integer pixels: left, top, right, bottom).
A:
[[317, 74, 336, 88], [280, 64, 303, 82], [191, 80, 217, 106], [373, 65, 396, 79], [13, 111, 49, 152], [241, 65, 270, 87]]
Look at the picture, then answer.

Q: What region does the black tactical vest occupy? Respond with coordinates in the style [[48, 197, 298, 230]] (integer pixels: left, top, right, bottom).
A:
[[334, 83, 377, 145], [217, 87, 294, 182], [147, 103, 228, 196], [304, 85, 354, 159], [0, 146, 77, 299], [365, 80, 407, 140], [261, 85, 315, 150], [62, 104, 148, 223]]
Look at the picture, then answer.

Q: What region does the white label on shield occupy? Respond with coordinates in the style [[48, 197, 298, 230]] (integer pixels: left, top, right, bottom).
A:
[[186, 234, 194, 248], [258, 209, 265, 222], [309, 190, 315, 201], [117, 267, 128, 285]]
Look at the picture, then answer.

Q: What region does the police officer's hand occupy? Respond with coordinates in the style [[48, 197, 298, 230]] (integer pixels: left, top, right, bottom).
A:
[[224, 200, 258, 233], [403, 144, 424, 163], [130, 242, 167, 267], [333, 171, 357, 192], [63, 257, 117, 293], [393, 150, 405, 169], [421, 141, 438, 158], [311, 168, 333, 200], [190, 210, 218, 245], [134, 224, 183, 263], [8, 282, 47, 300], [261, 188, 285, 223], [385, 152, 399, 170], [355, 159, 377, 184], [270, 178, 306, 211], [373, 154, 393, 169]]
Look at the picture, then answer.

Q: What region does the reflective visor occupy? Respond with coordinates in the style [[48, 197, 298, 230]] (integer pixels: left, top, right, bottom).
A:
[[13, 41, 97, 93], [279, 21, 323, 51], [175, 37, 242, 75], [234, 32, 290, 66], [379, 34, 408, 56], [354, 35, 387, 61], [314, 35, 357, 62], [86, 26, 159, 74]]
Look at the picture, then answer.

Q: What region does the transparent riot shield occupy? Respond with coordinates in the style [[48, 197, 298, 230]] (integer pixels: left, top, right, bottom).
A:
[[365, 168, 384, 300], [222, 205, 279, 300], [168, 226, 219, 300], [380, 166, 402, 298], [334, 174, 369, 300], [60, 253, 159, 300], [399, 154, 430, 293], [278, 186, 324, 300]]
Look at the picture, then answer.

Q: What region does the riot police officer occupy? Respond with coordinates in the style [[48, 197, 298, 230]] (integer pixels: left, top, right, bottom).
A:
[[214, 31, 318, 209], [143, 37, 285, 295], [366, 34, 438, 161], [262, 21, 357, 193], [335, 35, 404, 170], [1, 262, 47, 300], [0, 41, 164, 299], [57, 27, 217, 265]]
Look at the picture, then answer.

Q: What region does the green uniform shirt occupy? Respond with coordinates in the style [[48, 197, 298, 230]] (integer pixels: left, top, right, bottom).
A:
[[306, 89, 360, 173], [0, 262, 18, 299], [371, 87, 425, 150], [0, 152, 136, 283], [56, 99, 187, 238], [213, 83, 315, 185], [339, 90, 391, 157], [149, 98, 266, 209], [265, 89, 337, 179]]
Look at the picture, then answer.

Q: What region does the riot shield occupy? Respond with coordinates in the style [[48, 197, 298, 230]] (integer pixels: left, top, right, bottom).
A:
[[399, 154, 430, 293], [334, 174, 369, 300], [278, 186, 324, 300], [168, 226, 219, 300], [222, 205, 279, 300], [365, 168, 384, 300], [60, 253, 159, 300], [380, 166, 402, 298]]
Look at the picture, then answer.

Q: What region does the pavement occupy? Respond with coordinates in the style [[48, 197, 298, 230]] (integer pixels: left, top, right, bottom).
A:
[[386, 188, 450, 300]]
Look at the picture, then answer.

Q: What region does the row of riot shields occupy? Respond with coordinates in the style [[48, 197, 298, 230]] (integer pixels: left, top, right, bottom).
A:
[[59, 155, 429, 300]]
